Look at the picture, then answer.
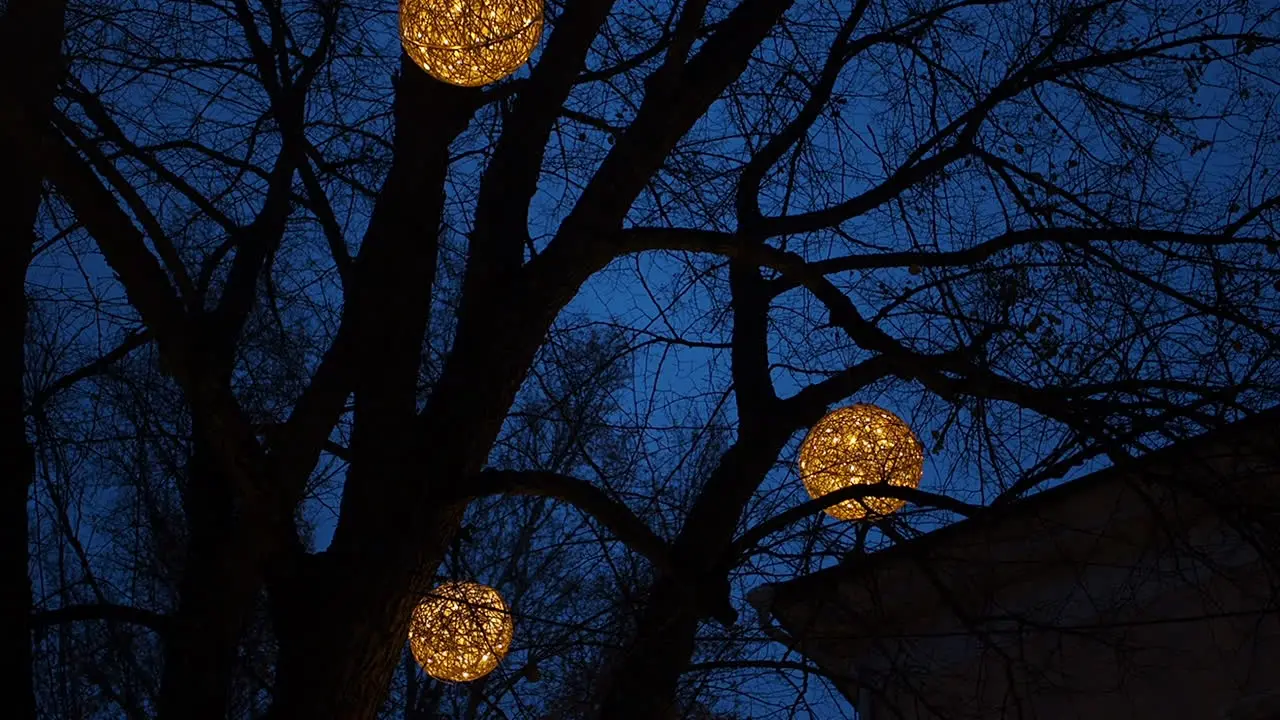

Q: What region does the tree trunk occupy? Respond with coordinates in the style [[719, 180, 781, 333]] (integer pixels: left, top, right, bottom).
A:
[[258, 42, 609, 706], [596, 429, 795, 719], [0, 228, 37, 720], [596, 578, 701, 720], [0, 2, 68, 718], [157, 428, 262, 720], [270, 503, 464, 720], [265, 362, 518, 719], [267, 290, 573, 718]]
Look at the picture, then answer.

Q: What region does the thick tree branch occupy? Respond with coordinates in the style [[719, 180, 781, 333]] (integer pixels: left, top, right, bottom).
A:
[[37, 127, 193, 368], [728, 262, 777, 415], [610, 227, 1234, 447], [786, 227, 1275, 289], [742, 3, 1131, 238], [25, 110, 291, 557], [211, 147, 299, 362], [612, 227, 1112, 436], [733, 484, 980, 559], [736, 0, 871, 225], [760, 139, 975, 238], [468, 0, 619, 276], [32, 603, 171, 635], [612, 225, 1275, 297], [529, 0, 798, 287], [25, 329, 150, 416], [231, 0, 285, 97], [297, 156, 353, 288], [52, 111, 198, 303], [781, 355, 896, 417], [212, 0, 339, 362], [463, 470, 672, 573], [64, 82, 237, 234], [647, 0, 712, 91], [306, 60, 479, 559], [268, 317, 355, 492]]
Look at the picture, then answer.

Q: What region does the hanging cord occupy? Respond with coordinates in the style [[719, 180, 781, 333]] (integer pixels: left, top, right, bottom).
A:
[[448, 531, 463, 582]]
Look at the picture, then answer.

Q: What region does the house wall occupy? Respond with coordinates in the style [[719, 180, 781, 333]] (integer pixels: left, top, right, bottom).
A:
[[862, 508, 1280, 720], [835, 493, 1280, 720], [769, 444, 1280, 720]]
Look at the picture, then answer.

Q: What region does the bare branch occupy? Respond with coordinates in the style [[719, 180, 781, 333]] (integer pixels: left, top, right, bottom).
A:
[[32, 603, 171, 635], [733, 484, 981, 559], [464, 469, 672, 573], [25, 329, 151, 416]]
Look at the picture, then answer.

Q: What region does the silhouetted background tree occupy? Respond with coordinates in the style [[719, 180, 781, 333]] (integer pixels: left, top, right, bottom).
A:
[[3, 0, 1279, 718]]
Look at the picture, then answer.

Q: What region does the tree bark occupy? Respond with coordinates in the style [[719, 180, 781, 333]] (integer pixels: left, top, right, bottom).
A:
[[0, 205, 38, 720], [266, 302, 565, 719], [261, 0, 805, 711], [270, 503, 463, 719], [0, 2, 67, 718], [594, 366, 888, 718], [595, 578, 702, 720], [593, 263, 778, 717], [264, 59, 490, 719], [261, 0, 804, 708], [595, 441, 780, 719], [157, 426, 263, 720]]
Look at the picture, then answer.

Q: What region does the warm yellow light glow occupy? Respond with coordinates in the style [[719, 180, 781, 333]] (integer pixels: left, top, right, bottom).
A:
[[798, 404, 924, 521], [399, 0, 543, 87], [409, 581, 514, 682]]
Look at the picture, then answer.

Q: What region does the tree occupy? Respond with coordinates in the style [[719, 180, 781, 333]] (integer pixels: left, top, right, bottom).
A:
[[6, 0, 1280, 718], [2, 2, 70, 719]]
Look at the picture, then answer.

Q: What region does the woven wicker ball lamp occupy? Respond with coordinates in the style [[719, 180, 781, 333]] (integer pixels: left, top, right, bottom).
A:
[[798, 404, 925, 521], [399, 0, 542, 87], [409, 581, 515, 682]]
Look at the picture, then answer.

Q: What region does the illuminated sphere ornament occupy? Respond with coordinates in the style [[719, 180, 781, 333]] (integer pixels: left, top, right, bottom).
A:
[[409, 581, 514, 682], [798, 404, 925, 521], [399, 0, 543, 87]]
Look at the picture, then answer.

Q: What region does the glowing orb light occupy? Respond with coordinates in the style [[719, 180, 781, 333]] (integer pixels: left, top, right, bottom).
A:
[[399, 0, 542, 87], [409, 581, 514, 682], [798, 404, 924, 521]]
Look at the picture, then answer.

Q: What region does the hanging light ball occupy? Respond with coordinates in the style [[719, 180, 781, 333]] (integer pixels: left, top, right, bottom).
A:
[[399, 0, 543, 87], [798, 404, 925, 521], [409, 581, 515, 682]]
